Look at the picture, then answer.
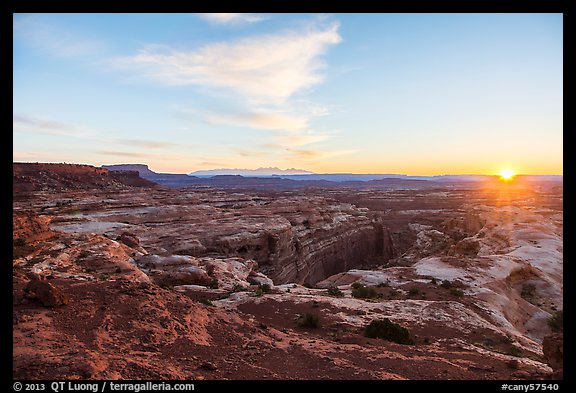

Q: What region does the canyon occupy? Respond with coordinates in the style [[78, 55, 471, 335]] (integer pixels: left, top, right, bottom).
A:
[[12, 163, 563, 380]]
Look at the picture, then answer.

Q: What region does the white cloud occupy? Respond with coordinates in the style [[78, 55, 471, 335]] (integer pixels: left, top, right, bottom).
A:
[[118, 21, 341, 102], [116, 17, 347, 160], [199, 13, 268, 25]]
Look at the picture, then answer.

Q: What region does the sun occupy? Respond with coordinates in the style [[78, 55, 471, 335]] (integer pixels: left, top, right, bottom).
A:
[[499, 169, 516, 181]]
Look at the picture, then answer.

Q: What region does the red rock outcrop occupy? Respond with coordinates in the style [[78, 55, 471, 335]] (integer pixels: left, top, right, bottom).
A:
[[542, 333, 563, 378], [13, 163, 155, 194]]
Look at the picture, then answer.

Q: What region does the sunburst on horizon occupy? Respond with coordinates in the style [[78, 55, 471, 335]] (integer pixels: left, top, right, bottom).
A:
[[499, 169, 516, 181]]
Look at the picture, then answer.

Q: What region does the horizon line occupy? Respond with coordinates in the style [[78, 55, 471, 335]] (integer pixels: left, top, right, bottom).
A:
[[13, 161, 564, 177]]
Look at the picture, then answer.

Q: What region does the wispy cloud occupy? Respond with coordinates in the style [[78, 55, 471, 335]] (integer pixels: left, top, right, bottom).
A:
[[114, 139, 178, 149], [98, 150, 153, 158], [198, 13, 268, 25], [195, 161, 227, 167], [13, 114, 94, 137], [276, 133, 331, 147], [13, 15, 103, 58], [116, 20, 341, 102], [232, 148, 269, 158], [116, 17, 347, 162], [285, 147, 357, 160], [204, 111, 309, 132]]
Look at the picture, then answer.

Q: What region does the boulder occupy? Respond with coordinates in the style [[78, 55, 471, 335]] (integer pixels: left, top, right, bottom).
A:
[[24, 280, 68, 307], [118, 232, 140, 248]]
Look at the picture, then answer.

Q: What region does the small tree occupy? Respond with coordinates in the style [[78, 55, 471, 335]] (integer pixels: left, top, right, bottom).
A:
[[351, 283, 379, 299], [327, 286, 344, 297], [297, 313, 321, 328], [548, 310, 563, 332], [14, 237, 27, 247], [449, 288, 464, 297], [364, 318, 414, 345]]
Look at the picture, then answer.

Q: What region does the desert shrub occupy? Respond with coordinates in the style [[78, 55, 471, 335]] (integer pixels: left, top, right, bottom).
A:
[[408, 288, 420, 297], [430, 277, 437, 285], [254, 287, 264, 297], [440, 280, 453, 289], [449, 288, 464, 297], [327, 286, 344, 297], [208, 278, 219, 289], [258, 283, 271, 294], [14, 237, 27, 247], [506, 346, 522, 357], [351, 284, 379, 299], [232, 283, 247, 292], [521, 283, 536, 301], [364, 318, 414, 345], [297, 313, 321, 328], [548, 310, 563, 332], [199, 298, 214, 306]]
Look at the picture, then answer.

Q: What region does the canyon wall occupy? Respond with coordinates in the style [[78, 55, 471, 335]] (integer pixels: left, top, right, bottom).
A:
[[203, 209, 395, 284]]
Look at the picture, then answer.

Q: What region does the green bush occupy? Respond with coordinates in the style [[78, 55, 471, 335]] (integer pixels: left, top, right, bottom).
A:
[[297, 313, 321, 328], [548, 310, 563, 332], [14, 237, 27, 247], [258, 283, 271, 293], [351, 282, 363, 290], [449, 288, 464, 297], [199, 298, 214, 306], [208, 278, 219, 289], [408, 288, 420, 297], [440, 280, 453, 289], [521, 283, 536, 301], [506, 346, 522, 357], [351, 284, 379, 299], [364, 318, 414, 345], [327, 286, 344, 297]]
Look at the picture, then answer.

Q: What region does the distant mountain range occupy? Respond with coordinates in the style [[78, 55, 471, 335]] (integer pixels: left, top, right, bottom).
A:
[[101, 164, 562, 190], [189, 167, 314, 177]]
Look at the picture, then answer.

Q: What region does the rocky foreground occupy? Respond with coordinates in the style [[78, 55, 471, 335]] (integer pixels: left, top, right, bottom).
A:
[[13, 164, 563, 380]]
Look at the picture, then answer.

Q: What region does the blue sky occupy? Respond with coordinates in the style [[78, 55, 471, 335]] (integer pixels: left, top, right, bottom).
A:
[[13, 13, 562, 175]]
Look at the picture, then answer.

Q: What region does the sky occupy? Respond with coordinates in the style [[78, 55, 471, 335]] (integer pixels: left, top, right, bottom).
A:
[[13, 13, 563, 175]]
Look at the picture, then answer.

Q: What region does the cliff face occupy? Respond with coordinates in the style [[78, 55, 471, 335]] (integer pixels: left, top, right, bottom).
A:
[[202, 205, 394, 284], [13, 163, 155, 194]]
